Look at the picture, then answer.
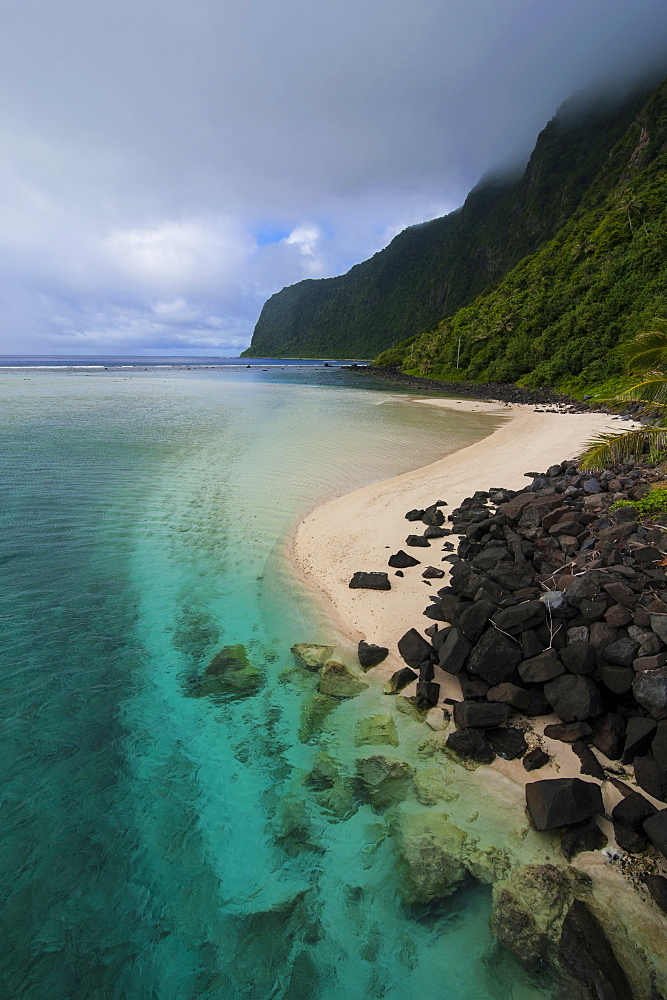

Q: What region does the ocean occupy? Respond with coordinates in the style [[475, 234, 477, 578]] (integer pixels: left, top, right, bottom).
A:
[[0, 361, 551, 999]]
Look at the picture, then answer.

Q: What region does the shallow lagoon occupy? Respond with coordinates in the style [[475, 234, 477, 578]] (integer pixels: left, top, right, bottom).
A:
[[0, 368, 551, 999]]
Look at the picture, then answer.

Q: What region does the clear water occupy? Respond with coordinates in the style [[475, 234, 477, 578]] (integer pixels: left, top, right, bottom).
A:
[[0, 369, 550, 999]]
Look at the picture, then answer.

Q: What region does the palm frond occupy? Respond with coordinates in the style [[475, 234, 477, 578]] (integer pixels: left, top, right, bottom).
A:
[[579, 427, 667, 472], [621, 321, 667, 371], [614, 375, 667, 406]]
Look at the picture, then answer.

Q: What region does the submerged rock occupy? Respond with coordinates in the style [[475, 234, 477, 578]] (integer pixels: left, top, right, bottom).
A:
[[318, 660, 368, 699], [354, 714, 399, 747], [559, 900, 633, 1000], [491, 863, 592, 966], [413, 767, 459, 806], [291, 642, 335, 670], [187, 643, 264, 700], [394, 810, 467, 904], [298, 692, 340, 742], [355, 755, 414, 810]]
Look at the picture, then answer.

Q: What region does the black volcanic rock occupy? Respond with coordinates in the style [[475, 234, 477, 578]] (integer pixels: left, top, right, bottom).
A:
[[486, 726, 527, 760], [558, 900, 632, 1000], [622, 717, 657, 764], [561, 819, 606, 860], [349, 572, 391, 590], [526, 778, 603, 831], [386, 666, 418, 693], [453, 701, 510, 729], [437, 627, 471, 675], [406, 535, 431, 548], [645, 874, 667, 914], [388, 549, 421, 568], [544, 675, 602, 722], [358, 641, 389, 670], [446, 728, 495, 764], [643, 809, 667, 859], [634, 756, 667, 802], [467, 628, 523, 685], [397, 628, 434, 669], [523, 747, 550, 771]]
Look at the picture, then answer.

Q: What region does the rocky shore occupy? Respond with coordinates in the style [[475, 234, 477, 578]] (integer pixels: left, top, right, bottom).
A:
[[345, 455, 667, 997]]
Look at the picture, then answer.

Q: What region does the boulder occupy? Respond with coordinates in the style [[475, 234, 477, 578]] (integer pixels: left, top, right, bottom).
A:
[[486, 682, 531, 712], [388, 550, 420, 568], [488, 562, 535, 591], [633, 666, 667, 720], [406, 535, 431, 547], [466, 628, 523, 685], [560, 819, 606, 860], [421, 505, 445, 526], [525, 778, 603, 831], [544, 675, 602, 722], [405, 508, 424, 521], [357, 640, 389, 670], [604, 637, 640, 667], [189, 644, 264, 700], [415, 681, 440, 708], [422, 565, 445, 579], [491, 863, 591, 966], [446, 727, 495, 765], [634, 757, 667, 802], [349, 572, 391, 590], [453, 701, 510, 729], [600, 664, 634, 696], [458, 599, 497, 642], [395, 811, 467, 904], [643, 809, 667, 859], [523, 747, 550, 771], [558, 900, 632, 1000], [519, 649, 565, 684], [355, 755, 414, 810], [459, 674, 490, 700], [543, 721, 592, 743], [491, 600, 546, 635], [591, 713, 626, 761], [571, 740, 606, 781], [291, 642, 335, 670], [486, 726, 527, 760], [437, 627, 472, 675], [318, 660, 368, 699], [644, 874, 667, 915], [354, 714, 399, 747], [622, 717, 657, 763], [651, 720, 667, 770], [612, 792, 656, 832], [413, 768, 458, 806], [650, 613, 667, 644], [385, 666, 418, 694], [560, 641, 596, 675], [398, 628, 434, 669]]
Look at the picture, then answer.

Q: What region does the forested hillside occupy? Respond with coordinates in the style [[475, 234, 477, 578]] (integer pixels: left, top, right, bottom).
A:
[[242, 82, 653, 359], [377, 76, 667, 393]]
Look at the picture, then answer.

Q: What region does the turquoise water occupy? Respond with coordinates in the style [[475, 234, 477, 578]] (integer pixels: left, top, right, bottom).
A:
[[0, 370, 550, 999]]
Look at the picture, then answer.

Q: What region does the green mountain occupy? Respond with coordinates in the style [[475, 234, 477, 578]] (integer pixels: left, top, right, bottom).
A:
[[242, 81, 655, 360], [377, 75, 667, 393]]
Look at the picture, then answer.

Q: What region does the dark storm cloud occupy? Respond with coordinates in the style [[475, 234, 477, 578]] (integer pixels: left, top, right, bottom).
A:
[[0, 0, 665, 354]]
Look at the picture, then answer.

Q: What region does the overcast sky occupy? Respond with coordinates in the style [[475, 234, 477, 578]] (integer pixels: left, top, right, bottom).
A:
[[0, 0, 666, 356]]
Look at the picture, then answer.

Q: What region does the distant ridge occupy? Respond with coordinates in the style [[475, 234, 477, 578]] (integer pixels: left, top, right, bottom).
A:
[[242, 79, 655, 361]]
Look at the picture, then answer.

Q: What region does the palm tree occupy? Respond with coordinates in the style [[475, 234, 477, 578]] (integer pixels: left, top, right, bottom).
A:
[[579, 320, 667, 471]]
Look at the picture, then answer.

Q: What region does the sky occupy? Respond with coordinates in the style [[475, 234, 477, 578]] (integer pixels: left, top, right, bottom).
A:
[[0, 0, 666, 356]]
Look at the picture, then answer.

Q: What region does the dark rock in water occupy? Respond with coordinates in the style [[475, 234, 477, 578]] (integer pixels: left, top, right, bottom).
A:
[[188, 643, 264, 700], [543, 721, 592, 744], [358, 640, 389, 670], [645, 874, 667, 914], [492, 600, 545, 635], [398, 628, 434, 669], [405, 509, 424, 521], [385, 666, 418, 693], [406, 535, 431, 547], [388, 549, 420, 568], [523, 747, 550, 771], [612, 791, 656, 833], [355, 755, 414, 810], [437, 627, 472, 675], [349, 572, 391, 590], [487, 682, 531, 712], [558, 900, 632, 1000], [633, 666, 667, 719], [453, 700, 510, 729], [634, 756, 667, 802], [446, 727, 495, 764], [458, 599, 497, 642], [519, 649, 565, 684], [544, 675, 602, 722], [591, 712, 626, 760], [525, 778, 603, 831], [561, 818, 606, 860], [486, 726, 527, 759], [622, 717, 657, 763], [416, 680, 440, 708], [467, 628, 523, 685], [571, 740, 606, 781], [560, 641, 596, 676], [459, 673, 490, 700], [422, 565, 445, 579], [643, 809, 667, 860]]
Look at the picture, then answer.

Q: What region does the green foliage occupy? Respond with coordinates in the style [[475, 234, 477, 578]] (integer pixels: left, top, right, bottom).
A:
[[610, 487, 667, 519], [580, 427, 667, 471], [397, 77, 667, 391], [243, 84, 652, 359]]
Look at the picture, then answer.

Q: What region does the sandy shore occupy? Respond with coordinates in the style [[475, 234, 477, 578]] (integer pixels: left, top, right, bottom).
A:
[[293, 397, 628, 655]]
